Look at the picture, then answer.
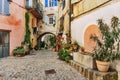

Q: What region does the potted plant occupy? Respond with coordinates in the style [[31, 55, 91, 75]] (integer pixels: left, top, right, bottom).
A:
[[72, 41, 80, 52], [91, 16, 120, 72], [80, 46, 85, 53], [21, 42, 30, 55], [52, 45, 56, 51], [58, 49, 72, 62], [13, 46, 26, 57]]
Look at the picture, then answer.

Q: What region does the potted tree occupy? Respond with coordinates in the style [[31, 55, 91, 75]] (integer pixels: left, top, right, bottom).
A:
[[91, 16, 120, 72]]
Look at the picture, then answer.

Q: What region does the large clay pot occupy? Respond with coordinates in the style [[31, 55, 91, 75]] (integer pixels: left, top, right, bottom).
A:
[[96, 60, 110, 72]]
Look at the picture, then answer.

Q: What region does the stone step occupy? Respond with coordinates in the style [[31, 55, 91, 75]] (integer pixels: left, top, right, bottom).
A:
[[69, 60, 118, 80]]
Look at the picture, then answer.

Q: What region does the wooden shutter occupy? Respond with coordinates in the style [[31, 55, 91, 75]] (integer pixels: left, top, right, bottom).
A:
[[53, 16, 56, 24], [45, 0, 48, 7], [54, 0, 57, 6], [0, 0, 3, 14], [45, 16, 49, 24], [3, 0, 10, 15], [26, 0, 29, 7]]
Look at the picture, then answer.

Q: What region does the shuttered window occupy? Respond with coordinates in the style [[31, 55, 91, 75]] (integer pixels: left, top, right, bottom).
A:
[[0, 0, 10, 16], [0, 0, 2, 13], [45, 0, 48, 7], [26, 0, 29, 7], [45, 0, 57, 7], [54, 0, 57, 6], [45, 16, 49, 24], [49, 17, 54, 24]]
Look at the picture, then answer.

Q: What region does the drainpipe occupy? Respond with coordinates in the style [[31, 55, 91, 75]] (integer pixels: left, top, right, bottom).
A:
[[68, 0, 71, 37]]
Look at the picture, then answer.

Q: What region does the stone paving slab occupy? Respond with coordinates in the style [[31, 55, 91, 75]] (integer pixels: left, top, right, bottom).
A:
[[0, 50, 88, 80]]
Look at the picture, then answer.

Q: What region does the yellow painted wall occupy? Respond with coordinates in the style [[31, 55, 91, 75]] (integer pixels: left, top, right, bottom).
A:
[[73, 0, 110, 17], [64, 13, 69, 34], [28, 13, 37, 48], [37, 19, 42, 34], [58, 0, 70, 34]]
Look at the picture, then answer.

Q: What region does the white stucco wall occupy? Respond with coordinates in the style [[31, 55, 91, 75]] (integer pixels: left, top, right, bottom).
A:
[[71, 2, 120, 46]]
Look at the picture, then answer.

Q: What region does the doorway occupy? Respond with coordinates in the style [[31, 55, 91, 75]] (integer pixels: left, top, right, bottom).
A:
[[0, 31, 10, 58]]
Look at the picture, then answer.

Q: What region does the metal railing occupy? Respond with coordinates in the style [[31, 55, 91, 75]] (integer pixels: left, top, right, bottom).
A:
[[26, 0, 43, 17]]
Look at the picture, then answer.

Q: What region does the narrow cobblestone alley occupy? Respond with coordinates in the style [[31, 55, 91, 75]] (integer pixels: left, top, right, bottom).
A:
[[0, 50, 87, 80]]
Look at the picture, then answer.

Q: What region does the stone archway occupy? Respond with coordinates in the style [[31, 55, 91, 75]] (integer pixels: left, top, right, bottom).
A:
[[37, 32, 56, 49], [84, 25, 102, 53], [37, 32, 56, 41]]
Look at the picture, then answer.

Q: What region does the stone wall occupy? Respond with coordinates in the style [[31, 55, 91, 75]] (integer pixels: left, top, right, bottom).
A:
[[69, 60, 118, 80], [73, 52, 95, 69], [111, 60, 120, 80], [73, 52, 120, 80]]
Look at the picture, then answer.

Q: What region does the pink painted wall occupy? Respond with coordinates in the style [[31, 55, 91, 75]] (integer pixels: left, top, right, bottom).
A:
[[0, 0, 25, 55]]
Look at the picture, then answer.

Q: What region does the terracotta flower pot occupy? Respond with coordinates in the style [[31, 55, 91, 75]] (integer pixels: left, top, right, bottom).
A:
[[52, 48, 56, 52], [96, 60, 110, 72], [73, 45, 78, 50]]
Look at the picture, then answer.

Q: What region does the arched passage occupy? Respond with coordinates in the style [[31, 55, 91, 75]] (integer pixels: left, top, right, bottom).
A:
[[38, 32, 56, 40], [84, 25, 102, 53], [37, 32, 56, 49]]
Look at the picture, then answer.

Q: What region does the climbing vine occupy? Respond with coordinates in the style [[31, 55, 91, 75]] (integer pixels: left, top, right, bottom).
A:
[[24, 12, 31, 47]]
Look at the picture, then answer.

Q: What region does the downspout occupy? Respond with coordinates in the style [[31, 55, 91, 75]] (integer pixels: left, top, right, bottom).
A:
[[69, 0, 71, 37]]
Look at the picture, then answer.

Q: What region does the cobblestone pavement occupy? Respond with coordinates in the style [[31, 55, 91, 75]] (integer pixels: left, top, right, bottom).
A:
[[0, 50, 88, 80]]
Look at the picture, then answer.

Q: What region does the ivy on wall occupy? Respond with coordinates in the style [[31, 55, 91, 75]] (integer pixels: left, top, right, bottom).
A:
[[24, 12, 31, 47]]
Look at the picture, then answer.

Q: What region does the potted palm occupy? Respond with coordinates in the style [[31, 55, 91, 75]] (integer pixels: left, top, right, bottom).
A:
[[91, 16, 120, 72]]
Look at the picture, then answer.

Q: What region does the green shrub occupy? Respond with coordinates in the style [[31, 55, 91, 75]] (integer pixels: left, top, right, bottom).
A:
[[49, 35, 56, 47], [58, 49, 71, 62], [13, 46, 26, 56], [24, 12, 31, 48], [63, 43, 73, 50]]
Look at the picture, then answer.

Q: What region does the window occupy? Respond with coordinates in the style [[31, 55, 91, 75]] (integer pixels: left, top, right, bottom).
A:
[[45, 0, 48, 7], [26, 0, 29, 7], [0, 0, 10, 15], [33, 27, 38, 34], [54, 0, 57, 6], [62, 0, 65, 9], [49, 17, 54, 24], [49, 0, 54, 7], [45, 0, 57, 7]]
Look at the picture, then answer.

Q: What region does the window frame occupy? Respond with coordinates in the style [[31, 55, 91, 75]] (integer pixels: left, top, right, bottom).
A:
[[49, 16, 54, 24]]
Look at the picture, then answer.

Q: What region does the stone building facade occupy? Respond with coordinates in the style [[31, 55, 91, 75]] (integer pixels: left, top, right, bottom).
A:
[[71, 0, 120, 52], [57, 0, 71, 35], [0, 0, 43, 57]]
